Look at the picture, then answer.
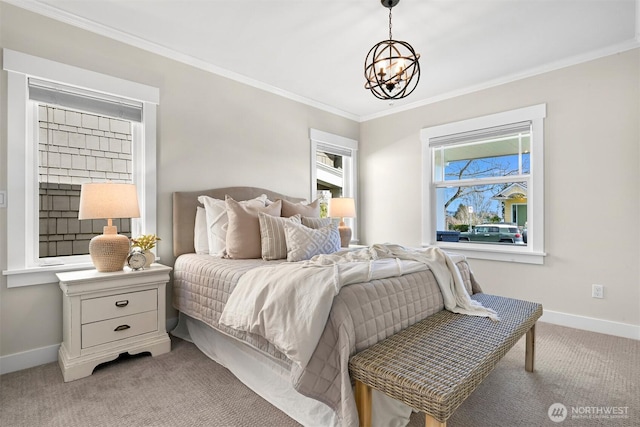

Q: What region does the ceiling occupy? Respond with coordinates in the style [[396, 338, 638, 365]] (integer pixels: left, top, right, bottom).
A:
[[13, 0, 640, 121]]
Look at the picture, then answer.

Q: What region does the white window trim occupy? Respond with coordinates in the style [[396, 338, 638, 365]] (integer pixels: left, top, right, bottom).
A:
[[420, 104, 546, 264], [2, 49, 159, 287], [310, 128, 359, 243]]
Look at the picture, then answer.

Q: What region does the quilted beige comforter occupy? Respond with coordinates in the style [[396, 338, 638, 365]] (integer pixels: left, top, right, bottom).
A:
[[173, 254, 480, 426]]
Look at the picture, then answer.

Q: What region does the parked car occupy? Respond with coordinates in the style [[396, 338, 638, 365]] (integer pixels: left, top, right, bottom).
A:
[[459, 224, 524, 244]]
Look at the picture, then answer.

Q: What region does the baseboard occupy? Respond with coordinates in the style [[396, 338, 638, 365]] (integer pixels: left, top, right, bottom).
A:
[[0, 343, 60, 375], [0, 317, 179, 375], [540, 310, 640, 340], [2, 314, 637, 375]]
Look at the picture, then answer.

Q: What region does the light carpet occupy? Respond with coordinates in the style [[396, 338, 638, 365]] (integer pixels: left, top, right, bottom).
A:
[[0, 322, 638, 427]]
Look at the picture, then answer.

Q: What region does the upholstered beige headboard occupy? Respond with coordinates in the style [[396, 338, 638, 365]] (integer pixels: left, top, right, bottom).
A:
[[172, 186, 306, 257]]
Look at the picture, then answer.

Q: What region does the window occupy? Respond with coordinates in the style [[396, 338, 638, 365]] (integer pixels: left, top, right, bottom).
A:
[[35, 85, 138, 259], [2, 49, 159, 287], [421, 105, 546, 264], [309, 128, 358, 242]]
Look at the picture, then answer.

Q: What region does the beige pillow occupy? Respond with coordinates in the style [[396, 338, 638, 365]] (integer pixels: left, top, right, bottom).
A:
[[259, 213, 301, 260], [198, 194, 267, 256], [226, 197, 282, 259], [284, 221, 341, 262], [281, 199, 320, 218], [301, 216, 332, 229]]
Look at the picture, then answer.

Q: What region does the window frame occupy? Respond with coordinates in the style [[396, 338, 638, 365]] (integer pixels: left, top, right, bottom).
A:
[[309, 128, 359, 243], [2, 49, 159, 287], [420, 104, 546, 264]]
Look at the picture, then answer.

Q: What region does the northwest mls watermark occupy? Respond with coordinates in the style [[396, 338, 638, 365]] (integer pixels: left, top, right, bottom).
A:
[[548, 403, 630, 423]]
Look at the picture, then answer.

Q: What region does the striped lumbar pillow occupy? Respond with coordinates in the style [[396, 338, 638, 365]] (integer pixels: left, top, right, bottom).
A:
[[259, 213, 301, 260]]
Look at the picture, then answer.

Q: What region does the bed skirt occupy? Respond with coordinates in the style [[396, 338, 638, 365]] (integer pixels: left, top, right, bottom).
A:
[[171, 313, 412, 427], [172, 313, 338, 426]]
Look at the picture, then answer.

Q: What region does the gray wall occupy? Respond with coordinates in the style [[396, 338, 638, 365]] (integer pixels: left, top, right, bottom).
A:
[[0, 3, 358, 357], [360, 49, 640, 329]]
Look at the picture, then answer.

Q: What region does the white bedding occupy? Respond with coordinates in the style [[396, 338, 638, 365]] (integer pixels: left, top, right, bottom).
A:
[[173, 247, 481, 426]]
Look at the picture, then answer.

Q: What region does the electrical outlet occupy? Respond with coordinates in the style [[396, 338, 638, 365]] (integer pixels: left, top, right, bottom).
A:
[[592, 284, 604, 299]]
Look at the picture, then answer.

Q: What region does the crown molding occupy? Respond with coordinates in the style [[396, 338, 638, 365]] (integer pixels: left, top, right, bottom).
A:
[[2, 0, 360, 122], [361, 38, 640, 122], [4, 0, 639, 124]]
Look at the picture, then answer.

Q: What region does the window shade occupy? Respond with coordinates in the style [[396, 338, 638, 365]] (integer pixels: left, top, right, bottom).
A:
[[429, 121, 531, 147], [316, 142, 352, 158], [29, 78, 143, 122]]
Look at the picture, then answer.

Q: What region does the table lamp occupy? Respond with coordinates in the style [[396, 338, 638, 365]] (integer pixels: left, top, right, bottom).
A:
[[329, 197, 356, 248], [78, 182, 140, 272]]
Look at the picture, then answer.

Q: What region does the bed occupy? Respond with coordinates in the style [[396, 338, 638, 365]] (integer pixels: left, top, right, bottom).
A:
[[170, 187, 484, 427]]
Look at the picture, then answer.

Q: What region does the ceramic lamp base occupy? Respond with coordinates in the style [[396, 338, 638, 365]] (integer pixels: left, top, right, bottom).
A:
[[338, 224, 352, 248], [89, 226, 130, 272]]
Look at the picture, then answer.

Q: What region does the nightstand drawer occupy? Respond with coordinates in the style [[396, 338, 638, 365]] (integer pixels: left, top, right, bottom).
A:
[[82, 289, 157, 324], [82, 310, 158, 349]]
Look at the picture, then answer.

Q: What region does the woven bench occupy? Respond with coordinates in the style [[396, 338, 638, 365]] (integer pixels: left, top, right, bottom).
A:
[[348, 294, 543, 427]]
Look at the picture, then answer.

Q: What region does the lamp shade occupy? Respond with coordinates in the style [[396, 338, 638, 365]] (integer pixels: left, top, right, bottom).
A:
[[329, 198, 356, 219], [78, 183, 140, 220]]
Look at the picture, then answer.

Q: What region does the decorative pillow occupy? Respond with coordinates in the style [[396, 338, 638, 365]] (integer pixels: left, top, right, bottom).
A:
[[284, 221, 341, 262], [226, 197, 282, 259], [281, 199, 320, 218], [259, 213, 301, 260], [301, 216, 332, 229], [194, 206, 209, 254], [198, 194, 267, 256]]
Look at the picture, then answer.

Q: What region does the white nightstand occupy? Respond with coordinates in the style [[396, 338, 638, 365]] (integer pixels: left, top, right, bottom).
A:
[[57, 264, 172, 382]]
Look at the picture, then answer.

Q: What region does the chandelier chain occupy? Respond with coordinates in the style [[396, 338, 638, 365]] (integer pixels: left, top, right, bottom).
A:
[[388, 8, 393, 40]]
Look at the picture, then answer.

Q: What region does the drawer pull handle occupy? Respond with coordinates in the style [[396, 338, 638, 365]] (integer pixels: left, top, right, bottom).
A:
[[114, 325, 131, 332], [115, 300, 129, 307]]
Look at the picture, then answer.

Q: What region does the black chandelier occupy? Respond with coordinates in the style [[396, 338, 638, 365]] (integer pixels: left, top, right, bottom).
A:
[[364, 0, 420, 100]]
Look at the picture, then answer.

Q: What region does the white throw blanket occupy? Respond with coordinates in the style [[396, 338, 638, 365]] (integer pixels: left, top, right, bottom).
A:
[[219, 244, 498, 369]]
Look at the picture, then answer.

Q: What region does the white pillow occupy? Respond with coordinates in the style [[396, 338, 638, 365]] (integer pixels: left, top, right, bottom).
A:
[[197, 194, 267, 256], [284, 221, 341, 262], [194, 206, 209, 254]]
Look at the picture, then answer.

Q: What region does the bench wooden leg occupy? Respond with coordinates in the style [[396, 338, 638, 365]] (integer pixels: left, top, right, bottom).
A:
[[525, 323, 536, 372], [425, 414, 446, 427], [355, 380, 372, 427]]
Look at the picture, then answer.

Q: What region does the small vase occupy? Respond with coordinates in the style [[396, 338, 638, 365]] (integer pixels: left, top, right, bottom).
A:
[[142, 251, 155, 269]]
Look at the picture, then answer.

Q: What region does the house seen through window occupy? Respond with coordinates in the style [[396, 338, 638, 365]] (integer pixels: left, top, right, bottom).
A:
[[316, 150, 345, 217], [38, 104, 134, 258], [310, 128, 358, 240], [433, 125, 530, 245]]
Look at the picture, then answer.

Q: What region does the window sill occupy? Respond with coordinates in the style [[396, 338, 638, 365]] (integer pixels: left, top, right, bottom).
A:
[[3, 255, 162, 288], [427, 242, 546, 265], [3, 263, 97, 288]]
